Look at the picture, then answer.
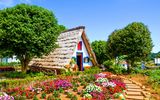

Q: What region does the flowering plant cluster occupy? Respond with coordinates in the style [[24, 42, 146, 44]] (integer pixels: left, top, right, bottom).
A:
[[111, 80, 126, 90], [84, 72, 126, 100], [96, 77, 108, 83], [85, 84, 102, 93], [94, 73, 106, 79], [4, 78, 72, 99], [0, 92, 14, 100], [90, 91, 106, 100], [54, 79, 72, 90], [102, 81, 116, 87]]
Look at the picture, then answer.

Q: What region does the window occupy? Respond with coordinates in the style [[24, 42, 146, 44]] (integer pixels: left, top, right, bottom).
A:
[[77, 41, 82, 50], [84, 57, 90, 63]]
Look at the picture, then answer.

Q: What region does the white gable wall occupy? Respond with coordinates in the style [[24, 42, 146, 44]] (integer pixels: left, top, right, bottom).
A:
[[72, 37, 93, 69]]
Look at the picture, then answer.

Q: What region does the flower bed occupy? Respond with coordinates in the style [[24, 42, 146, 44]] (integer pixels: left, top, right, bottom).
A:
[[2, 72, 126, 100], [82, 73, 126, 100]]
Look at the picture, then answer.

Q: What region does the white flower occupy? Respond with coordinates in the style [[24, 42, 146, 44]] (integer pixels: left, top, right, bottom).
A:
[[96, 77, 108, 83], [98, 73, 106, 78], [85, 84, 102, 93], [102, 82, 116, 87], [84, 93, 92, 98]]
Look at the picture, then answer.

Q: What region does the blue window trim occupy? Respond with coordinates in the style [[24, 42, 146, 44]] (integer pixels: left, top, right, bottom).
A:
[[84, 56, 90, 63]]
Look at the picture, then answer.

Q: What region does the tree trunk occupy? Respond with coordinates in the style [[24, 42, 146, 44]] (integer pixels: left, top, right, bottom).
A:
[[126, 60, 130, 73], [19, 55, 30, 73], [131, 60, 135, 67]]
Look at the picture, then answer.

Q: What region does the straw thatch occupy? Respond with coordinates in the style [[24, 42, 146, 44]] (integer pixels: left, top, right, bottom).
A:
[[29, 26, 98, 71]]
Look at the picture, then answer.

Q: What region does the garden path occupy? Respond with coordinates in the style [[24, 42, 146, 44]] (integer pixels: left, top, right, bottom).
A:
[[121, 76, 151, 100]]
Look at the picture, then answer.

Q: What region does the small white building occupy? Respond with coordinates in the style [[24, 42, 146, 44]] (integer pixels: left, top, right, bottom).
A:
[[155, 58, 160, 65], [29, 26, 98, 71], [0, 56, 19, 63]]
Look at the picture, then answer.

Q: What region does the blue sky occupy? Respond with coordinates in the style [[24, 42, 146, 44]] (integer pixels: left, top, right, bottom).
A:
[[0, 0, 159, 53]]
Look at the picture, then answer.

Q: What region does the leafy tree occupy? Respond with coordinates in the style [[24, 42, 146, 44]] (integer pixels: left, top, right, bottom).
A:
[[107, 22, 153, 72], [91, 40, 109, 64], [156, 52, 160, 58], [0, 4, 65, 72]]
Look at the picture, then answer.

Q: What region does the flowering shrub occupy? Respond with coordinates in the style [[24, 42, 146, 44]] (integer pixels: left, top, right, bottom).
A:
[[83, 93, 92, 99], [111, 80, 126, 90], [0, 92, 14, 100], [102, 82, 116, 87], [85, 84, 102, 93], [54, 79, 72, 90], [25, 91, 35, 99], [94, 73, 106, 79], [96, 78, 108, 84], [90, 91, 106, 100]]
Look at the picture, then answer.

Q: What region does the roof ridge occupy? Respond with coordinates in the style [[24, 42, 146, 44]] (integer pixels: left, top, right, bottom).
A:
[[62, 26, 85, 33]]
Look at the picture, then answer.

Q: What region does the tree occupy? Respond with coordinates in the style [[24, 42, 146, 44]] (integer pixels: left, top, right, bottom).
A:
[[91, 40, 109, 64], [107, 22, 153, 72], [156, 52, 160, 58], [0, 4, 65, 73]]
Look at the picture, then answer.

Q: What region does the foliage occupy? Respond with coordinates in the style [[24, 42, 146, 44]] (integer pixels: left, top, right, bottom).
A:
[[53, 90, 59, 97], [33, 95, 39, 100], [107, 22, 153, 72], [3, 71, 45, 78], [0, 92, 14, 100], [71, 95, 78, 100], [156, 52, 160, 58], [0, 4, 66, 73], [1, 72, 127, 100], [62, 70, 73, 76], [90, 91, 106, 100], [135, 69, 160, 90], [84, 66, 101, 74], [96, 78, 108, 83], [103, 60, 113, 68], [0, 76, 55, 88], [0, 62, 20, 67], [41, 92, 46, 99], [5, 71, 27, 78], [106, 65, 127, 74], [85, 84, 102, 93], [54, 79, 72, 90], [91, 40, 109, 64]]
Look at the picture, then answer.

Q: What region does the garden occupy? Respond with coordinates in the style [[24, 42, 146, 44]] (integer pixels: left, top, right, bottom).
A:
[[0, 67, 126, 100]]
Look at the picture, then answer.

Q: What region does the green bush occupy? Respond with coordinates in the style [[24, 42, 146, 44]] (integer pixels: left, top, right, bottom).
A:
[[0, 76, 55, 88], [4, 71, 45, 78], [14, 95, 26, 100], [131, 66, 143, 74], [27, 72, 45, 77], [84, 66, 101, 74], [53, 90, 59, 97], [5, 72, 27, 78], [41, 92, 46, 99], [33, 96, 39, 100], [62, 70, 73, 76], [0, 62, 20, 67], [108, 65, 127, 74], [103, 60, 113, 68]]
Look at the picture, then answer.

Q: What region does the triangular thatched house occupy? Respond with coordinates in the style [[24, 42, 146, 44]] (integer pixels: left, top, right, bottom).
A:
[[29, 26, 98, 73]]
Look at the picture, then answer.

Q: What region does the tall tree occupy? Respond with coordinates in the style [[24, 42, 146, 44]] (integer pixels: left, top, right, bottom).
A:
[[91, 40, 109, 64], [0, 4, 65, 73], [107, 22, 153, 72]]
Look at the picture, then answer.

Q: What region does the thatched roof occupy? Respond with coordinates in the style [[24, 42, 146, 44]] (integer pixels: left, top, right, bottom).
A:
[[29, 26, 98, 69]]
